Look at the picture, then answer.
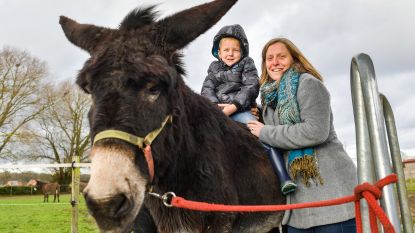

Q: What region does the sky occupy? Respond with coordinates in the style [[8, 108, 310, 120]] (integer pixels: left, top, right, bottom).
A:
[[1, 0, 415, 163]]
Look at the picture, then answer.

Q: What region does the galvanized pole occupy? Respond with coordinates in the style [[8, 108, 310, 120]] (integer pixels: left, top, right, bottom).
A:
[[381, 94, 413, 233], [350, 60, 375, 232], [350, 53, 400, 232]]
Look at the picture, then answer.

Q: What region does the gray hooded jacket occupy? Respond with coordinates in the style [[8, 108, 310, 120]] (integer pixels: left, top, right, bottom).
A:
[[201, 24, 259, 111]]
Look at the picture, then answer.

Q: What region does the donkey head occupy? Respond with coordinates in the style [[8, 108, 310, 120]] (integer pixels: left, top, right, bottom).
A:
[[60, 0, 237, 232]]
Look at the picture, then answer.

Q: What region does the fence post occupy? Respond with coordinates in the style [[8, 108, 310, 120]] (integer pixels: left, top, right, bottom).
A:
[[71, 155, 80, 233]]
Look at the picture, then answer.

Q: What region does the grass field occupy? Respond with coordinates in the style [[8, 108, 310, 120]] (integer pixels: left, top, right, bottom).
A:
[[406, 180, 415, 192], [406, 180, 415, 225], [0, 194, 99, 233]]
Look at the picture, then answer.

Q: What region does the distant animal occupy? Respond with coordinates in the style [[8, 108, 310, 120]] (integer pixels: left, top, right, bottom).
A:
[[27, 179, 60, 203], [59, 0, 285, 232]]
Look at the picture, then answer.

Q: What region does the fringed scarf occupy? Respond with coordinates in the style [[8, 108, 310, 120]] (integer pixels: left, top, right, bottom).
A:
[[260, 68, 323, 186]]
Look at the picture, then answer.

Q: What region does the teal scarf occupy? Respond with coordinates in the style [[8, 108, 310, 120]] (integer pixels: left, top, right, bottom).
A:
[[260, 68, 323, 186]]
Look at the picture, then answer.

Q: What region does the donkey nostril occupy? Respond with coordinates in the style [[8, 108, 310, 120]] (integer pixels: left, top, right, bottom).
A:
[[83, 193, 130, 217], [111, 194, 132, 218], [83, 191, 132, 219], [83, 191, 88, 200], [84, 195, 100, 214]]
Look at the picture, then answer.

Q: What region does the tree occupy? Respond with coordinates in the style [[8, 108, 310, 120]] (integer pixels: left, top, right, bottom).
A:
[[0, 46, 49, 159], [29, 81, 91, 185]]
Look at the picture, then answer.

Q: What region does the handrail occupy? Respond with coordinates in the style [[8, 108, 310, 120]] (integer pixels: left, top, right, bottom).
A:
[[381, 94, 413, 233], [350, 53, 404, 232], [350, 55, 375, 232]]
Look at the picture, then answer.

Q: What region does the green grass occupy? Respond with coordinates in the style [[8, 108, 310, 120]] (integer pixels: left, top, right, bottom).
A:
[[0, 194, 99, 233], [406, 180, 415, 192]]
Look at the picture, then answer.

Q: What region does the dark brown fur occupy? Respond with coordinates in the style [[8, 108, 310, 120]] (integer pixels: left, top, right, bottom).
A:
[[35, 180, 60, 203], [60, 0, 285, 232]]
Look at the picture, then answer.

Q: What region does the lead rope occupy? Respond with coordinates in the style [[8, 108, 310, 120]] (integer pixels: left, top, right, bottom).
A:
[[150, 174, 398, 233]]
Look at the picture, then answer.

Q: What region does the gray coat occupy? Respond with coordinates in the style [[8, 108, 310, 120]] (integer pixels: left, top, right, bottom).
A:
[[201, 24, 259, 111], [259, 73, 357, 229]]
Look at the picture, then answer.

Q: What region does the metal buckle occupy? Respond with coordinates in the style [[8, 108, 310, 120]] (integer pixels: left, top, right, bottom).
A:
[[148, 191, 176, 207]]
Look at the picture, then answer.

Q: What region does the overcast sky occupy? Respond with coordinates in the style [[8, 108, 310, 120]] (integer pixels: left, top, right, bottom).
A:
[[1, 0, 415, 162]]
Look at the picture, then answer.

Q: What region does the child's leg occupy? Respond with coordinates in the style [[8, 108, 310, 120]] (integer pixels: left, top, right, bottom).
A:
[[230, 111, 256, 124], [262, 143, 297, 195]]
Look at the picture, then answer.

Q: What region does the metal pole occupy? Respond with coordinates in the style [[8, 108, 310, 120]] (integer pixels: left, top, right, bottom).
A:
[[381, 94, 413, 233], [350, 53, 400, 232], [350, 60, 375, 232]]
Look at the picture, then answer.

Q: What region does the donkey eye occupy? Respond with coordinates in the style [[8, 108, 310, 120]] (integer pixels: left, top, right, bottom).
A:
[[148, 85, 161, 95], [146, 84, 162, 102]]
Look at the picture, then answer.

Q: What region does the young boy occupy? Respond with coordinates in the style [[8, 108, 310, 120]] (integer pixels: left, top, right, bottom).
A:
[[201, 24, 296, 195], [201, 24, 258, 124]]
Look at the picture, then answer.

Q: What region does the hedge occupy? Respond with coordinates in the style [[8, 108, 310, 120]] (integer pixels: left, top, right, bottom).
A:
[[0, 186, 42, 195]]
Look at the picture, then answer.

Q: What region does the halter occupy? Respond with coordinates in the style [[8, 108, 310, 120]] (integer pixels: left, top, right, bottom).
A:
[[93, 115, 173, 183]]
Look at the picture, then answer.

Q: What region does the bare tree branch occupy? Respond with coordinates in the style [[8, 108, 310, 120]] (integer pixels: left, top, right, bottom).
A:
[[0, 46, 49, 157], [28, 81, 91, 184]]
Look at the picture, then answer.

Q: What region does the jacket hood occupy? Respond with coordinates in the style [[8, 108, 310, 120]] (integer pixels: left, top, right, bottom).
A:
[[212, 24, 249, 59]]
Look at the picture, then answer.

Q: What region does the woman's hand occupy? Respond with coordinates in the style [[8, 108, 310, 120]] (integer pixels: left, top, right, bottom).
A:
[[247, 120, 264, 137], [218, 103, 237, 116]]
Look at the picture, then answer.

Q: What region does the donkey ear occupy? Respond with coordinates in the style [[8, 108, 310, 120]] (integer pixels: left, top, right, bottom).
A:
[[153, 0, 237, 52], [59, 16, 113, 54]]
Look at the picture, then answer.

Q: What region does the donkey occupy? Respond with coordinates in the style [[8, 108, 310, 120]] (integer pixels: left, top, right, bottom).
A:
[[59, 0, 285, 232], [27, 179, 60, 203]]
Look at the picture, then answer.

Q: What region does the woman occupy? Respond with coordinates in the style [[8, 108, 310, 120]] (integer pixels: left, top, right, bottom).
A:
[[247, 38, 357, 232]]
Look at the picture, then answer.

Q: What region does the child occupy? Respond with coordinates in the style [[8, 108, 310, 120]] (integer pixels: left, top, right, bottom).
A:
[[201, 24, 258, 124], [201, 24, 296, 195]]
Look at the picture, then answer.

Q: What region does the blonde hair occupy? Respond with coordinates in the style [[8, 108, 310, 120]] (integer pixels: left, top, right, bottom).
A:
[[259, 38, 323, 86], [219, 37, 241, 50]]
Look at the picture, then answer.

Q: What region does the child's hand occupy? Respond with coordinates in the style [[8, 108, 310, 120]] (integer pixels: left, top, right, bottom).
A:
[[218, 104, 237, 116], [217, 103, 226, 110]]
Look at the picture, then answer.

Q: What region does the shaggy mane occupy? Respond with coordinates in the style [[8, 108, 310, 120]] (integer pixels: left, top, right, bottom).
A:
[[119, 5, 159, 30], [172, 52, 186, 76]]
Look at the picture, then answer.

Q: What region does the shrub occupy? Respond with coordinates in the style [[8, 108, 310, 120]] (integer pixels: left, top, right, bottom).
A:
[[0, 186, 42, 195]]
